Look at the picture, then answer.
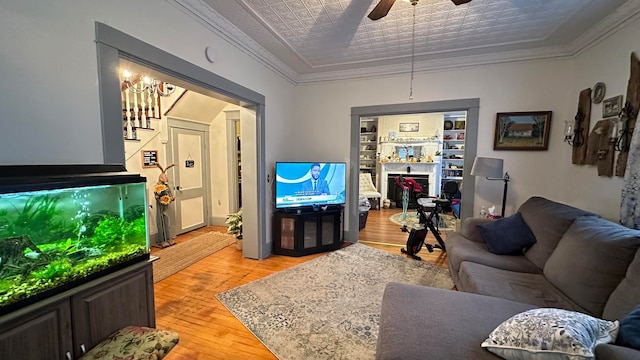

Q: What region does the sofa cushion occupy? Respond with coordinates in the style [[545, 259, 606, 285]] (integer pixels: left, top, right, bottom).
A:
[[543, 217, 640, 317], [446, 232, 541, 286], [79, 326, 179, 360], [477, 212, 536, 255], [376, 283, 536, 360], [518, 197, 598, 269], [482, 308, 619, 360], [603, 250, 640, 321], [616, 305, 640, 350], [595, 343, 640, 359], [458, 262, 585, 311]]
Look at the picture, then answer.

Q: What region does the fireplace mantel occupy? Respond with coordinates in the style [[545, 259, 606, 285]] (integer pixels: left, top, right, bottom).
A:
[[379, 161, 441, 201]]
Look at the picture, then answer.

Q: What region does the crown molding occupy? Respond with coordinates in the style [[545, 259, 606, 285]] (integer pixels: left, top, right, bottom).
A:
[[567, 0, 640, 57], [168, 0, 298, 84], [169, 0, 640, 86]]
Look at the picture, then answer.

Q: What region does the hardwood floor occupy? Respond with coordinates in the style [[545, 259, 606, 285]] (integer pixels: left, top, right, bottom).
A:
[[156, 210, 448, 359]]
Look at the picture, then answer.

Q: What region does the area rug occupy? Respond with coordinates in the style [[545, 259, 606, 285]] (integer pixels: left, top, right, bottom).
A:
[[152, 231, 235, 282], [216, 243, 454, 360], [388, 211, 458, 231]]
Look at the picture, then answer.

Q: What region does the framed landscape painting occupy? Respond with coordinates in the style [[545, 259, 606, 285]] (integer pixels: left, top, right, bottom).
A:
[[494, 111, 552, 150]]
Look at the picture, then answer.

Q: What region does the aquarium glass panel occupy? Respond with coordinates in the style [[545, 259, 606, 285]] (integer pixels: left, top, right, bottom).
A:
[[0, 181, 149, 313]]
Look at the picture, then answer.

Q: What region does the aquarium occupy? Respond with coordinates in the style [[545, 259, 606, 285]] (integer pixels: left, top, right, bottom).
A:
[[0, 165, 149, 315]]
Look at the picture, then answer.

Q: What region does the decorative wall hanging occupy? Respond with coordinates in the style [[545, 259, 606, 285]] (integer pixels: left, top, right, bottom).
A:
[[493, 111, 552, 151], [141, 149, 158, 168], [569, 88, 591, 165], [603, 95, 624, 118], [584, 120, 614, 176], [592, 82, 606, 104], [620, 52, 640, 227], [616, 52, 640, 178]]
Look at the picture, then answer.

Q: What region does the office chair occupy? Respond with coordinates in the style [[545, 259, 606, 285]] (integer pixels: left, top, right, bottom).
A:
[[440, 181, 461, 218]]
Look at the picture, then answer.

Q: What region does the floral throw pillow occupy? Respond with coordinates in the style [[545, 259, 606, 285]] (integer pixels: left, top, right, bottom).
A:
[[481, 308, 619, 360]]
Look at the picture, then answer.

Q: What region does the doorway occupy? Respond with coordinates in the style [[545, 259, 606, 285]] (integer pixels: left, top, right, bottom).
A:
[[95, 22, 270, 259], [349, 99, 480, 241]]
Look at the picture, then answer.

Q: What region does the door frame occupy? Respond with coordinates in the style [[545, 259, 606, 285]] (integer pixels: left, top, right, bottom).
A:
[[166, 118, 211, 236], [349, 99, 480, 241], [95, 22, 269, 259]]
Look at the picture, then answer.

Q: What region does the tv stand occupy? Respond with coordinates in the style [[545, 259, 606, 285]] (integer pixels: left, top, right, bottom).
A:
[[273, 207, 343, 256]]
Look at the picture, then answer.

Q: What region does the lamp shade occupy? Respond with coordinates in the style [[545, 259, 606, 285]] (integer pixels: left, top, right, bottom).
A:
[[471, 157, 504, 179]]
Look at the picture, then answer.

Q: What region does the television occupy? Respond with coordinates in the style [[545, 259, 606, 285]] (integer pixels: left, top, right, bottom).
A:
[[275, 162, 346, 209]]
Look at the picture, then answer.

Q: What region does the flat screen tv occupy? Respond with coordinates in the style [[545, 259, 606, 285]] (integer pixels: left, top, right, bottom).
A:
[[275, 162, 346, 209]]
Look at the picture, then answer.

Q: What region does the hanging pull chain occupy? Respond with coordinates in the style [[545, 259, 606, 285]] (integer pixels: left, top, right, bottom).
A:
[[409, 2, 417, 100]]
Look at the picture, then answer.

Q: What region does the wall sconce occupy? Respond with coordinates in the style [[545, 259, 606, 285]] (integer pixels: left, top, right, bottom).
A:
[[122, 70, 176, 97], [613, 101, 636, 153], [564, 111, 584, 147]]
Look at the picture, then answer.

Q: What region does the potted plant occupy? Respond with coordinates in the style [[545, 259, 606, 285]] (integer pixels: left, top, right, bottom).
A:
[[433, 150, 442, 163], [225, 208, 243, 250]]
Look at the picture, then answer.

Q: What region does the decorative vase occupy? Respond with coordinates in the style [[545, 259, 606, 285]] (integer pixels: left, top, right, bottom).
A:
[[236, 235, 243, 250]]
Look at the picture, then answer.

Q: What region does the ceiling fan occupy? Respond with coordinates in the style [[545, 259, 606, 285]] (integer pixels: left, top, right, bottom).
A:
[[368, 0, 472, 21]]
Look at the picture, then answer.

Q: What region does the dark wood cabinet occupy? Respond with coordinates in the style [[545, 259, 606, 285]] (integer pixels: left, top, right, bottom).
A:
[[0, 299, 73, 360], [273, 208, 343, 256], [0, 261, 155, 360]]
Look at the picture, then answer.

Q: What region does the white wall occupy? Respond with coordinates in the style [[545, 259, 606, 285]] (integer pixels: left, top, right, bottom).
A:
[[0, 0, 294, 172], [293, 16, 640, 221]]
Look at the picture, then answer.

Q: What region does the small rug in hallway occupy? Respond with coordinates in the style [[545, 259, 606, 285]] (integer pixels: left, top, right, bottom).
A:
[[216, 243, 454, 360], [389, 211, 458, 231], [153, 231, 235, 282]]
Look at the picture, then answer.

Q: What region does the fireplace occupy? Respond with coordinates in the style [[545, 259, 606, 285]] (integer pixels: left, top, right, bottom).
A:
[[387, 174, 429, 209]]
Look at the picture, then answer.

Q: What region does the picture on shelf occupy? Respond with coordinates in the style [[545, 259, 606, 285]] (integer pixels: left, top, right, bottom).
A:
[[456, 132, 465, 140], [454, 120, 465, 130], [493, 111, 552, 150]]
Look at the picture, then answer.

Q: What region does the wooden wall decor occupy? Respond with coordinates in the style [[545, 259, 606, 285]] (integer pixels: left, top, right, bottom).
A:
[[585, 120, 614, 176], [572, 88, 591, 165], [615, 52, 640, 177]]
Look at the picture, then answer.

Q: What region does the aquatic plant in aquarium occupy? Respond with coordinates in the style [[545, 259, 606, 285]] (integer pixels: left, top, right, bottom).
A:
[[0, 169, 149, 315]]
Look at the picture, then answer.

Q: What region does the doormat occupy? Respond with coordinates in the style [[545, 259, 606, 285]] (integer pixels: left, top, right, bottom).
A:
[[153, 231, 235, 282]]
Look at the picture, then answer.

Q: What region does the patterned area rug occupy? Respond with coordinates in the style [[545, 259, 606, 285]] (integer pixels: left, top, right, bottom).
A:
[[152, 231, 235, 282], [388, 211, 458, 231], [216, 243, 454, 360]]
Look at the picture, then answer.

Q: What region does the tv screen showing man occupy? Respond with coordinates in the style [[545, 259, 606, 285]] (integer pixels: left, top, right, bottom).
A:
[[300, 163, 330, 195], [274, 162, 346, 209]]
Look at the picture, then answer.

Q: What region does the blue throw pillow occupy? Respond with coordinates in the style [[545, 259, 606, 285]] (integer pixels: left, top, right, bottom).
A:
[[616, 305, 640, 350], [477, 212, 536, 255]]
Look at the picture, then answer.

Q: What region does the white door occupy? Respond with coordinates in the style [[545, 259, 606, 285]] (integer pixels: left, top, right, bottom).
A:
[[171, 126, 208, 235]]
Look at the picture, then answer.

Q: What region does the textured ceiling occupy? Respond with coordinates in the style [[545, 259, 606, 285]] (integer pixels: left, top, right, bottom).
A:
[[176, 0, 639, 83]]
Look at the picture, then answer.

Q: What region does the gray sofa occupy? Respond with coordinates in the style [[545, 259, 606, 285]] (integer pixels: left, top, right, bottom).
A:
[[376, 196, 640, 359]]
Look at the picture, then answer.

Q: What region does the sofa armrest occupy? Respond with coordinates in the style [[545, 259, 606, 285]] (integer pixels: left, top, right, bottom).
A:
[[595, 343, 640, 360], [460, 217, 494, 242]]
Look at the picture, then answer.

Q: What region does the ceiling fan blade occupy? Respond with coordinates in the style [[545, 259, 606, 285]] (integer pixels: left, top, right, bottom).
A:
[[368, 0, 396, 21], [451, 0, 472, 5]]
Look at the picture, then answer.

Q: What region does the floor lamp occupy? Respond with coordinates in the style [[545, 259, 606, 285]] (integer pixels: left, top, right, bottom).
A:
[[470, 157, 510, 217]]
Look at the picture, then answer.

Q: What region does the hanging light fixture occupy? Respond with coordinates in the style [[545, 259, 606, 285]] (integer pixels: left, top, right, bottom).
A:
[[122, 70, 176, 97], [408, 0, 418, 100]]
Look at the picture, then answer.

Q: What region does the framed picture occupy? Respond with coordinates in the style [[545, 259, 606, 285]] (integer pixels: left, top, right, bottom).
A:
[[494, 111, 552, 151], [603, 95, 623, 118], [141, 150, 158, 168], [399, 122, 419, 132]]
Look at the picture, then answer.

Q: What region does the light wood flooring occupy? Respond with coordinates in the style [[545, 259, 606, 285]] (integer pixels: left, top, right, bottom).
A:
[[156, 208, 448, 359]]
